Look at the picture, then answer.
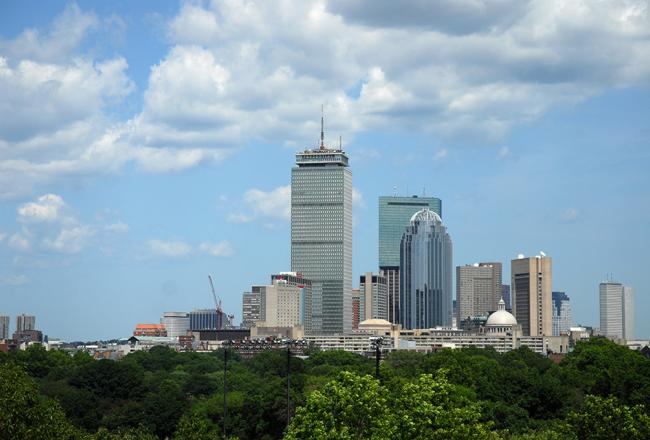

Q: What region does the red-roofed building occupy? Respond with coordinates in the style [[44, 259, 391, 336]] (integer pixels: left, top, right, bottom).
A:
[[134, 324, 167, 337]]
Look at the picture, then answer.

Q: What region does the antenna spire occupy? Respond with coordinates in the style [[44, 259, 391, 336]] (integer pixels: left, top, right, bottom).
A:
[[320, 105, 325, 150]]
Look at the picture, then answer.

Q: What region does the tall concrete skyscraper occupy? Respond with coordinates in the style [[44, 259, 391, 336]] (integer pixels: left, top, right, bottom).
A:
[[359, 272, 388, 321], [456, 263, 503, 320], [599, 282, 634, 340], [511, 255, 552, 336], [552, 291, 572, 336], [400, 208, 452, 329], [291, 122, 352, 334], [0, 316, 9, 339], [378, 195, 442, 324], [16, 314, 35, 332]]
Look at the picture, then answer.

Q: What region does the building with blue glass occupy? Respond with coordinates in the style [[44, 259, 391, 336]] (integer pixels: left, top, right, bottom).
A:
[[399, 208, 452, 329]]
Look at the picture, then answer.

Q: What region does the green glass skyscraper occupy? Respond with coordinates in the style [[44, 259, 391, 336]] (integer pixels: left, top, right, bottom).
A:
[[379, 195, 442, 323]]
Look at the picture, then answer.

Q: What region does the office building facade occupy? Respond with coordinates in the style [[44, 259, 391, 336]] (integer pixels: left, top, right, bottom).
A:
[[457, 263, 503, 320], [400, 208, 453, 329], [502, 285, 511, 310], [291, 136, 352, 334], [160, 312, 190, 338], [0, 316, 9, 339], [351, 288, 360, 329], [242, 287, 262, 329], [599, 282, 634, 340], [551, 292, 572, 336], [359, 272, 388, 322], [189, 309, 221, 331], [16, 314, 35, 332], [379, 196, 442, 324], [511, 255, 552, 336]]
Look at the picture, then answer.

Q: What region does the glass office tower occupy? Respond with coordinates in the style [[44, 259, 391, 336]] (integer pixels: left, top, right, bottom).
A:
[[400, 208, 452, 329], [291, 139, 352, 334], [378, 195, 441, 323]]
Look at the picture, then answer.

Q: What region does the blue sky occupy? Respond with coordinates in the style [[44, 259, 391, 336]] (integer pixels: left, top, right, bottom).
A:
[[1, 1, 649, 341]]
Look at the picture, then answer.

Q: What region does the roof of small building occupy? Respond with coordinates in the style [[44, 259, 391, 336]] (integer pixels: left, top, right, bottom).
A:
[[486, 298, 517, 326], [359, 318, 392, 328]]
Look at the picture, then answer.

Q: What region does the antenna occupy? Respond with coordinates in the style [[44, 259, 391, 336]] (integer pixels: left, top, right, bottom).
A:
[[320, 105, 325, 150], [393, 186, 397, 197], [339, 135, 342, 149]]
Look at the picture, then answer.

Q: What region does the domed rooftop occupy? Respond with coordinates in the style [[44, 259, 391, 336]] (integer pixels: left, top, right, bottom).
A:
[[359, 318, 392, 328], [486, 298, 517, 326], [410, 208, 442, 223]]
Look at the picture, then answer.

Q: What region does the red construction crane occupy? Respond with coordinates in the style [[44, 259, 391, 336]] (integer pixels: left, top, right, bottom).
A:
[[208, 275, 224, 329]]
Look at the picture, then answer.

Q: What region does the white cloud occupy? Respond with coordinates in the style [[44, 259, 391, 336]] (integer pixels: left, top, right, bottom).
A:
[[244, 185, 291, 220], [352, 188, 365, 208], [199, 241, 234, 257], [498, 146, 510, 158], [148, 239, 192, 257], [0, 232, 6, 242], [227, 213, 255, 224], [563, 208, 579, 222], [434, 148, 448, 161], [17, 194, 67, 223], [42, 225, 95, 253], [105, 222, 129, 233], [0, 274, 29, 286], [8, 232, 31, 252]]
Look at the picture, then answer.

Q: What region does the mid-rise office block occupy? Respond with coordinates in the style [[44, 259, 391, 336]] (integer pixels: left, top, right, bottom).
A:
[[379, 195, 442, 324], [258, 278, 303, 328], [352, 288, 360, 329], [457, 263, 503, 320], [270, 272, 312, 331], [511, 255, 552, 336], [0, 316, 9, 339], [16, 314, 35, 332], [242, 287, 262, 329], [599, 282, 634, 340], [551, 292, 572, 336], [160, 312, 190, 338], [291, 128, 352, 334], [400, 208, 453, 329], [359, 272, 388, 322], [189, 309, 222, 331]]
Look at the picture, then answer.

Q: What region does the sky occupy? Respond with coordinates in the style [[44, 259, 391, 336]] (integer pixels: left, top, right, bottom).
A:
[[0, 0, 649, 341]]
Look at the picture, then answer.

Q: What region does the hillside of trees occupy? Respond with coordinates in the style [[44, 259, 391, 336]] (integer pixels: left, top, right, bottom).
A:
[[1, 338, 650, 439]]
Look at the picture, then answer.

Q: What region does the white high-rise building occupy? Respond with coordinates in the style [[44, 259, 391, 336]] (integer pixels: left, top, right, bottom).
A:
[[291, 120, 352, 334], [160, 312, 190, 339], [599, 282, 634, 340]]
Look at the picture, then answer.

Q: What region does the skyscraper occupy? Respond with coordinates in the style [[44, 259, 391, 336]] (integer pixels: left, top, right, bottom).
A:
[[291, 122, 352, 334], [242, 287, 262, 329], [16, 314, 35, 332], [456, 263, 503, 320], [511, 255, 552, 336], [551, 291, 572, 336], [359, 272, 388, 321], [0, 316, 9, 339], [502, 284, 511, 310], [378, 195, 442, 324], [599, 282, 634, 340], [400, 208, 453, 329]]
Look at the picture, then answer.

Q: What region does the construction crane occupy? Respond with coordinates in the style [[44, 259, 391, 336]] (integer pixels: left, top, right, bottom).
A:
[[208, 275, 224, 329]]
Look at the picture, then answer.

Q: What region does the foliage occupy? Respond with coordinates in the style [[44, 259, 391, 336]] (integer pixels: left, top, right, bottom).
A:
[[1, 338, 649, 439]]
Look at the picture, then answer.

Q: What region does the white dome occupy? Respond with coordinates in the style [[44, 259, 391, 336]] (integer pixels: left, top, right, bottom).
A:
[[486, 310, 517, 326], [359, 318, 392, 328], [410, 208, 442, 223]]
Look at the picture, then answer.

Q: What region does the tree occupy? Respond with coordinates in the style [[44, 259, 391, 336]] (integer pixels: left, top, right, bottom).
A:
[[173, 413, 222, 440], [566, 395, 650, 440], [0, 363, 86, 440], [285, 371, 394, 440], [391, 372, 497, 440]]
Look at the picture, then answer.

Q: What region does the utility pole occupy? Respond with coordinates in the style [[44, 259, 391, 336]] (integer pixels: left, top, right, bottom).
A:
[[223, 346, 228, 439], [287, 342, 291, 426], [375, 342, 381, 379]]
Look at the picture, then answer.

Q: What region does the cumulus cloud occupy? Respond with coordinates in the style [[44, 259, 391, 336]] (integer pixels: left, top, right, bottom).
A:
[[0, 274, 29, 286], [563, 208, 579, 222], [42, 225, 95, 253], [0, 232, 6, 243], [352, 187, 365, 208], [8, 232, 31, 252], [434, 148, 448, 161], [148, 239, 192, 257], [199, 241, 234, 257], [244, 185, 291, 220], [17, 194, 67, 223], [3, 1, 650, 196], [498, 146, 510, 158], [105, 222, 129, 233]]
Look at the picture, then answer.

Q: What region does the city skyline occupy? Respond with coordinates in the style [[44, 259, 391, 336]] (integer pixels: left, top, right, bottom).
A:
[[1, 1, 649, 340]]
